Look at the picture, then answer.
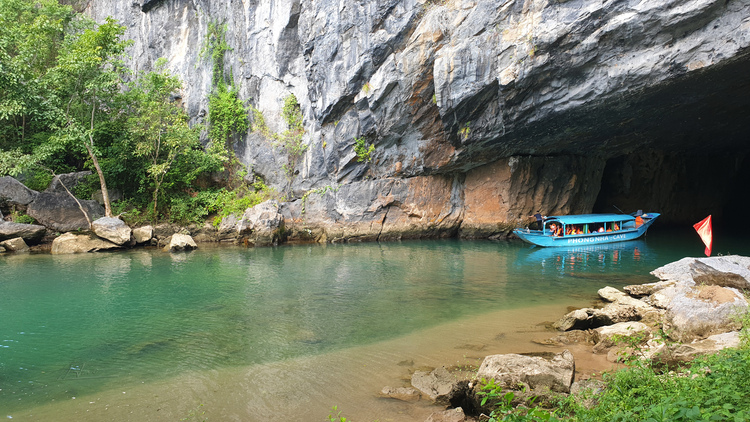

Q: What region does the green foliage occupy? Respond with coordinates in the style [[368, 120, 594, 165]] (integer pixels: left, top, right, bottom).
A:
[[21, 169, 54, 192], [200, 21, 231, 87], [327, 405, 350, 422], [209, 181, 273, 226], [208, 83, 248, 149], [458, 122, 471, 140], [477, 379, 564, 422], [275, 94, 307, 181], [6, 206, 36, 224], [71, 172, 99, 199], [567, 342, 750, 421], [353, 137, 375, 163]]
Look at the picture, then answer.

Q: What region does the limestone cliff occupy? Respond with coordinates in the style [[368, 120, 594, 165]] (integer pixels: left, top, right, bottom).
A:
[[84, 0, 750, 240]]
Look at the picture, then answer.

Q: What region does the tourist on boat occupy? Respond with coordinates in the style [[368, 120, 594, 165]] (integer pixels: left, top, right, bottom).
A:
[[527, 212, 545, 230]]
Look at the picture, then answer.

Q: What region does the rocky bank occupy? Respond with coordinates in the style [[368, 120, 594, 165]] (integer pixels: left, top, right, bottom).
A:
[[376, 255, 749, 421]]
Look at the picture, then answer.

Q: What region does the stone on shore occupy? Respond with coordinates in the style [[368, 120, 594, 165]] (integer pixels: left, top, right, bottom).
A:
[[0, 221, 46, 244], [26, 192, 104, 232], [425, 407, 467, 422], [379, 386, 421, 402], [475, 350, 575, 394], [92, 217, 132, 246], [0, 176, 37, 206], [0, 237, 29, 253], [592, 321, 651, 354], [51, 232, 121, 254], [132, 225, 154, 244], [411, 366, 467, 405], [220, 200, 285, 246], [164, 233, 197, 252]]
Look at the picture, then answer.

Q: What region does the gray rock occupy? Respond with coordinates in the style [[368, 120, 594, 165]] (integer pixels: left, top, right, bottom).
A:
[[0, 221, 46, 244], [26, 192, 104, 232], [46, 171, 92, 194], [92, 217, 132, 246], [425, 407, 467, 422], [224, 200, 286, 246], [623, 280, 676, 297], [664, 284, 747, 341], [553, 309, 592, 332], [0, 245, 5, 253], [476, 350, 575, 394], [598, 286, 653, 310], [379, 386, 421, 403], [592, 321, 651, 354], [164, 233, 197, 252], [51, 232, 121, 254], [690, 260, 750, 290], [132, 225, 154, 244], [0, 176, 37, 206], [411, 367, 466, 405], [0, 237, 29, 253]]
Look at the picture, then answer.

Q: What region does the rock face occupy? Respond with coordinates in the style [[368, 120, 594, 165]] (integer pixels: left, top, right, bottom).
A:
[[92, 217, 132, 246], [84, 0, 750, 239]]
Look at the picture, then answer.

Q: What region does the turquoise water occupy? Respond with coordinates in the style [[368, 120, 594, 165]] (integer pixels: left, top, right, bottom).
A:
[[0, 228, 747, 418]]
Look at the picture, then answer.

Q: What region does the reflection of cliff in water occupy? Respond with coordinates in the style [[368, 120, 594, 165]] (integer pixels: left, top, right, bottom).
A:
[[516, 240, 652, 280]]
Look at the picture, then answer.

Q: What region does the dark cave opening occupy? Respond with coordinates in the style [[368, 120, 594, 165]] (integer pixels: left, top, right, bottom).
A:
[[593, 151, 750, 231]]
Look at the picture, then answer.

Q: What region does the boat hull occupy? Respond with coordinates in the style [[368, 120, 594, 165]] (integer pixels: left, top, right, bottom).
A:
[[513, 213, 658, 247]]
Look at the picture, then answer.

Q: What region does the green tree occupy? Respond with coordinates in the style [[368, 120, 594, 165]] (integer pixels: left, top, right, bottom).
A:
[[126, 59, 205, 219]]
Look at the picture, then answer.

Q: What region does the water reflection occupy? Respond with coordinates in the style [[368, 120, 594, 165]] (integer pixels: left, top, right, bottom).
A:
[[516, 240, 651, 277]]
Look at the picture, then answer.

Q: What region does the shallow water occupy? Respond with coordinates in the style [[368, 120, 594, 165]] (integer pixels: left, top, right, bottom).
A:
[[1, 228, 747, 421]]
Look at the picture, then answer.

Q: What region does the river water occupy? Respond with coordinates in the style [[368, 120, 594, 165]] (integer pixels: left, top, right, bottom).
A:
[[1, 227, 747, 421]]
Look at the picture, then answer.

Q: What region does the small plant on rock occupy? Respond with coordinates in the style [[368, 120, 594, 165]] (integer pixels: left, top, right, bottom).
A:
[[353, 137, 375, 163]]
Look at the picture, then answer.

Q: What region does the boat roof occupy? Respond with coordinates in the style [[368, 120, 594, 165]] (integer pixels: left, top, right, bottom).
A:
[[545, 213, 635, 224]]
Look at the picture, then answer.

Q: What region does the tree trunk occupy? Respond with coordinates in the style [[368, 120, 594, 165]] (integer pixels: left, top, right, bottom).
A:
[[85, 137, 113, 218]]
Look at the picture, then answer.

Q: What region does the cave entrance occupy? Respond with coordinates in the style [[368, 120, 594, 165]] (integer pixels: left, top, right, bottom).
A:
[[593, 151, 750, 231]]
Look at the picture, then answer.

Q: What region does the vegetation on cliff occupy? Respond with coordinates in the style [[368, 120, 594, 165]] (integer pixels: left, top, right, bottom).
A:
[[0, 1, 264, 225]]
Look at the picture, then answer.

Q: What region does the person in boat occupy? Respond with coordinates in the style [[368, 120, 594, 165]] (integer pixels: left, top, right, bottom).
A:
[[527, 212, 546, 230]]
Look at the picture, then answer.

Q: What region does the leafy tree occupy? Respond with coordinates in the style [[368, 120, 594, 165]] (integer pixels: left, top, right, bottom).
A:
[[45, 16, 129, 218], [126, 59, 205, 219]]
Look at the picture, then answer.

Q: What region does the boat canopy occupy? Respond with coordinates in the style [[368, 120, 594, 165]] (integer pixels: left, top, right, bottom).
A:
[[544, 213, 635, 225]]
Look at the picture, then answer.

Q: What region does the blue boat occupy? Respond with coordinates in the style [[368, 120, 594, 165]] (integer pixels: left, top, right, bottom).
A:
[[513, 212, 660, 247]]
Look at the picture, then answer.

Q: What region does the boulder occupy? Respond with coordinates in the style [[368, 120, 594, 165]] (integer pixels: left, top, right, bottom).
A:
[[379, 386, 421, 402], [475, 350, 575, 394], [689, 260, 750, 290], [0, 221, 46, 244], [598, 286, 653, 310], [51, 232, 121, 254], [651, 256, 750, 286], [623, 280, 677, 297], [164, 233, 197, 252], [425, 408, 467, 422], [0, 245, 5, 253], [592, 321, 651, 354], [92, 217, 132, 246], [0, 176, 37, 207], [590, 303, 642, 327], [26, 192, 105, 232], [0, 237, 29, 253], [222, 200, 285, 246], [553, 309, 592, 331], [656, 332, 742, 365], [664, 284, 747, 341], [45, 171, 92, 193], [411, 366, 467, 405], [132, 225, 154, 244]]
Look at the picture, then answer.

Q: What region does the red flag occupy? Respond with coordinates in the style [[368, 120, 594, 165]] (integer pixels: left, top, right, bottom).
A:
[[693, 215, 712, 257]]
